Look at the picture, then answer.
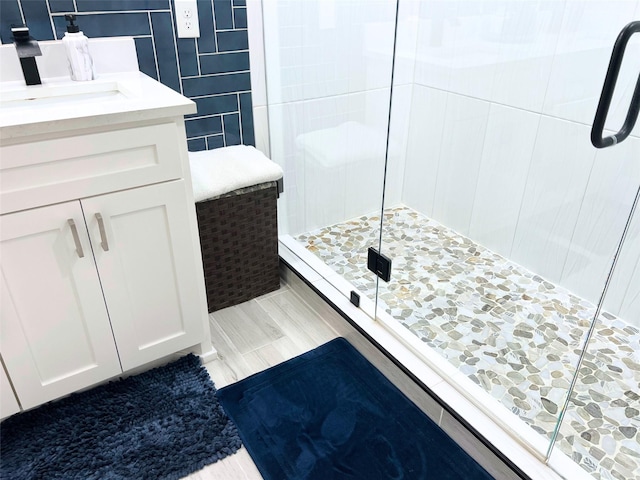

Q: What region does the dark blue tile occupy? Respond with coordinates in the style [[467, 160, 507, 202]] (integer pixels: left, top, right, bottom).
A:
[[134, 37, 158, 80], [183, 72, 251, 97], [75, 0, 169, 11], [0, 1, 23, 44], [199, 51, 248, 75], [151, 12, 180, 92], [216, 30, 247, 52], [223, 112, 241, 146], [188, 138, 206, 151], [187, 94, 238, 118], [233, 0, 245, 6], [21, 0, 55, 40], [207, 135, 224, 149], [186, 116, 223, 137], [239, 93, 255, 146], [49, 0, 75, 13], [196, 0, 216, 53], [233, 7, 246, 29], [177, 38, 199, 77], [53, 13, 150, 38], [213, 0, 232, 30]]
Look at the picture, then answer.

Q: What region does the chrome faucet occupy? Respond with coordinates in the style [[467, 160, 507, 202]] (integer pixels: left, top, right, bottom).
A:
[[11, 25, 42, 86]]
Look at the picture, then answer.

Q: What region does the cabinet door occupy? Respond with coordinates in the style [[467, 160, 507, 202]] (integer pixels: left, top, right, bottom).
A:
[[0, 202, 122, 409], [1, 359, 20, 419], [82, 181, 204, 371]]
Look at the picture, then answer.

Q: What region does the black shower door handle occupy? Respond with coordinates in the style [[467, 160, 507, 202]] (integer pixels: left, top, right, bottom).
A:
[[591, 21, 640, 148]]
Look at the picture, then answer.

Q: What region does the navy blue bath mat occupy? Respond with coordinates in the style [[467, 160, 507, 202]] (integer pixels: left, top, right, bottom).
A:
[[1, 354, 241, 480], [217, 337, 494, 480]]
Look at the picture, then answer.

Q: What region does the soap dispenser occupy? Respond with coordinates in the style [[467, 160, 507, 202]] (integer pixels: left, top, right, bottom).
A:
[[62, 14, 95, 81]]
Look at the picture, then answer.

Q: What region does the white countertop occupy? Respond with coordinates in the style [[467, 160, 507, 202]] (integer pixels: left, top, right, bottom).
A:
[[0, 72, 196, 141], [0, 37, 196, 142]]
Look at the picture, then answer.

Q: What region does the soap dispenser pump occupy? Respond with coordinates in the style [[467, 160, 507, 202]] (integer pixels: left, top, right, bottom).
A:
[[62, 14, 95, 81]]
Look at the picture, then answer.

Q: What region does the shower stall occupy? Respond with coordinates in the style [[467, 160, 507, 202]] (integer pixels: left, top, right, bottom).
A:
[[249, 1, 640, 478]]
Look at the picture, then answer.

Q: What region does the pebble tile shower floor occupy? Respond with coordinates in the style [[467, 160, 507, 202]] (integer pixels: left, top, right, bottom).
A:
[[295, 205, 640, 480]]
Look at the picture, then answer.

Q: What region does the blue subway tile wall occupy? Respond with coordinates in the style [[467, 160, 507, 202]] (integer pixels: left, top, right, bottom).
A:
[[0, 0, 254, 151]]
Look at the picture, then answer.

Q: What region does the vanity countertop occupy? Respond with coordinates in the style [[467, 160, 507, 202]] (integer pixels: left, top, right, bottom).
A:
[[0, 37, 195, 142], [0, 72, 195, 141]]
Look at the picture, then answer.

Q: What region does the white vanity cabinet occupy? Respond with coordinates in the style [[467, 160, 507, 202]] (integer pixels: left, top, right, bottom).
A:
[[1, 361, 21, 419], [1, 180, 206, 410], [1, 201, 124, 410], [81, 180, 205, 372], [0, 65, 212, 415]]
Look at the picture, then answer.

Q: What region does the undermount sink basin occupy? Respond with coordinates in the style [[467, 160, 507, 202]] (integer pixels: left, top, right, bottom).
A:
[[0, 81, 129, 109]]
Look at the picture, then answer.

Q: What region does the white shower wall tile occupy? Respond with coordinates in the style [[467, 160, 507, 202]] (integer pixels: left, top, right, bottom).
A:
[[619, 259, 640, 323], [252, 106, 271, 158], [347, 2, 396, 93], [432, 93, 491, 236], [560, 136, 640, 306], [262, 0, 398, 105], [413, 0, 456, 91], [542, 0, 640, 128], [468, 104, 540, 257], [401, 85, 448, 217], [413, 0, 563, 112], [384, 83, 413, 208], [272, 89, 396, 235], [414, 0, 498, 99], [267, 101, 305, 234], [392, 0, 420, 86], [487, 0, 564, 112], [604, 204, 640, 325], [510, 116, 597, 285]]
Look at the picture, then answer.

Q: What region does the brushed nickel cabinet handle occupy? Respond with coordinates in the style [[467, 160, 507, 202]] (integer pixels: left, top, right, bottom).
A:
[[67, 219, 84, 258], [95, 213, 109, 252]]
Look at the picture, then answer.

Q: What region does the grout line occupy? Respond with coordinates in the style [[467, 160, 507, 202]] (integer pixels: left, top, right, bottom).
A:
[[186, 90, 252, 99], [166, 2, 184, 96], [194, 37, 202, 76], [198, 49, 249, 56], [210, 0, 219, 53], [181, 69, 250, 79], [232, 3, 237, 30], [186, 112, 230, 121], [237, 93, 244, 144], [50, 9, 172, 15], [16, 0, 26, 25], [221, 114, 227, 147], [507, 113, 543, 258], [147, 11, 161, 83], [44, 0, 57, 40], [466, 101, 492, 234]]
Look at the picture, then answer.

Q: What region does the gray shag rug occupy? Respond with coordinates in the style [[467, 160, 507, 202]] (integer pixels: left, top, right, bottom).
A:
[[0, 354, 241, 479]]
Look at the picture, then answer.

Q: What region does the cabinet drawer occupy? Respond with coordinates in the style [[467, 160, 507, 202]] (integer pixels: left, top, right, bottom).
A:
[[0, 122, 184, 214]]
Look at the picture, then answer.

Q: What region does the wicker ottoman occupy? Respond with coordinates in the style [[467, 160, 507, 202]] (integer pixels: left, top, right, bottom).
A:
[[195, 182, 280, 312]]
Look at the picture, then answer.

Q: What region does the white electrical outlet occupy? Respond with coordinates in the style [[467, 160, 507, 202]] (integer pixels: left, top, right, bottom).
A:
[[175, 0, 200, 38]]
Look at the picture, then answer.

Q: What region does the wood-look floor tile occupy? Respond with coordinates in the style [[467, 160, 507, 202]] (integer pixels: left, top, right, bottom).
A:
[[211, 300, 284, 354], [257, 290, 338, 348]]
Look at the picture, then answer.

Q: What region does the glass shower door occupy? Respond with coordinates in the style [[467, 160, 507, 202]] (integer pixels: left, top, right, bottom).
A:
[[266, 0, 402, 319], [373, 2, 640, 478], [546, 20, 640, 477]]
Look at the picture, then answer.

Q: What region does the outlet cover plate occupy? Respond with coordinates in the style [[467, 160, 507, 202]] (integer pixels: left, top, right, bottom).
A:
[[175, 0, 200, 38]]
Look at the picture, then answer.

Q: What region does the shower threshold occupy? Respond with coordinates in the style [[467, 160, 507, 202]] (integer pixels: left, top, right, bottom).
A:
[[282, 205, 639, 480]]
